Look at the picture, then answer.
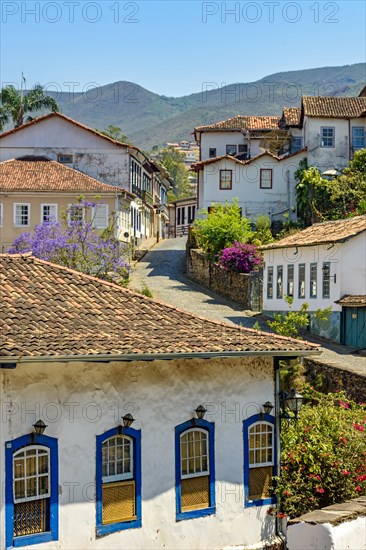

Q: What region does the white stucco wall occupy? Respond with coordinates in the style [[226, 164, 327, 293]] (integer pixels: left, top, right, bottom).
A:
[[287, 517, 366, 550], [198, 152, 306, 222], [0, 356, 277, 550], [200, 132, 262, 161], [304, 116, 366, 172], [263, 244, 342, 313], [340, 232, 366, 296], [262, 234, 366, 314], [0, 117, 131, 188]]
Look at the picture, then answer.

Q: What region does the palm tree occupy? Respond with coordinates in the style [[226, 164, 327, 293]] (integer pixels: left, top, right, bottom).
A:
[[0, 83, 59, 130]]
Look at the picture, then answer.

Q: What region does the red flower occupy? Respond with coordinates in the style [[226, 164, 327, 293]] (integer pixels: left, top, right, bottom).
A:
[[356, 486, 362, 492], [342, 470, 351, 475], [283, 490, 290, 496], [316, 487, 325, 494]]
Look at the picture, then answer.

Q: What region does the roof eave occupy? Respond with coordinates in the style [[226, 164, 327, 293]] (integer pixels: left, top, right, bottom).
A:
[[0, 349, 321, 364]]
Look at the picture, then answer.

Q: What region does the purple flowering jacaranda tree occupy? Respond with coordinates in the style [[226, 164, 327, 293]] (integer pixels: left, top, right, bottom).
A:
[[9, 200, 131, 283]]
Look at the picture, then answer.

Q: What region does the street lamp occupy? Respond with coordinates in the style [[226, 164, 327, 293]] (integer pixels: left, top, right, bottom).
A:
[[33, 420, 47, 435], [122, 413, 135, 428], [281, 388, 304, 420], [262, 401, 274, 415], [322, 264, 336, 283], [195, 405, 207, 420]]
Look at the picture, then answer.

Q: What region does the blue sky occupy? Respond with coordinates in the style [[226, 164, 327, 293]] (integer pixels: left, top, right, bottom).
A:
[[1, 1, 365, 96]]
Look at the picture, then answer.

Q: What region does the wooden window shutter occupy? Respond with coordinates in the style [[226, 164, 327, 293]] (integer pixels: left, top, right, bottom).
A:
[[181, 475, 210, 511], [102, 480, 136, 524], [249, 466, 273, 500]]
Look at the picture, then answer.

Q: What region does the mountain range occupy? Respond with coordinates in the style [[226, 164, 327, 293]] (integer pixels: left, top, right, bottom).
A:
[[49, 63, 366, 151]]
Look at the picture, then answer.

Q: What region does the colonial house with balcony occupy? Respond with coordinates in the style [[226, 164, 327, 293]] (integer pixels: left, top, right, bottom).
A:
[[0, 253, 318, 550], [0, 113, 171, 244], [260, 215, 366, 348], [0, 156, 132, 252]]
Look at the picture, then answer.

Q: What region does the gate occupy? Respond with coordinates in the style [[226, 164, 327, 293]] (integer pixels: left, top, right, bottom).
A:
[[249, 270, 263, 312]]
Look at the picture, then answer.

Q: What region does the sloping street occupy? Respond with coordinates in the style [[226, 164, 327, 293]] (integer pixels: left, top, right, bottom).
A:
[[130, 237, 366, 380]]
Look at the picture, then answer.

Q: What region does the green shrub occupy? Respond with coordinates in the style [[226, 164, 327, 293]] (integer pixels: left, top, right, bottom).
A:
[[276, 386, 366, 517], [193, 200, 253, 260]]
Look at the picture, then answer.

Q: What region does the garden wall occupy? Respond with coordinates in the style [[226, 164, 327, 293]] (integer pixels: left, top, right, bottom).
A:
[[186, 248, 262, 309], [304, 358, 366, 402], [287, 496, 366, 550]]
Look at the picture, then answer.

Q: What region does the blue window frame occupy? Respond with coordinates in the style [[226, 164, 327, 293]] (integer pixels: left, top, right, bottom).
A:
[[175, 418, 215, 521], [96, 426, 141, 536], [243, 414, 276, 508], [5, 433, 58, 549], [352, 127, 365, 150], [321, 127, 335, 148]]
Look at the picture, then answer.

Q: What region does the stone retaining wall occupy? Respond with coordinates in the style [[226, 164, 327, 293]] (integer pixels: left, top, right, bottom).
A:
[[186, 248, 255, 308], [304, 358, 366, 402]]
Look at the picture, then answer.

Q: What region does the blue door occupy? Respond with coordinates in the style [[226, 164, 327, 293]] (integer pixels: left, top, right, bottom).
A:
[[343, 307, 366, 349]]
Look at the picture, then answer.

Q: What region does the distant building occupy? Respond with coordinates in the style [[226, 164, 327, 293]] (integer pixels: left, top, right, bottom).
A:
[[168, 196, 197, 237], [0, 156, 132, 252], [0, 113, 171, 244]]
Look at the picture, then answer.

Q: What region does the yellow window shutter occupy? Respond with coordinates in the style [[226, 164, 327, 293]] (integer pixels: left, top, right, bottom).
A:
[[102, 480, 136, 525], [249, 466, 273, 500], [181, 475, 210, 511]]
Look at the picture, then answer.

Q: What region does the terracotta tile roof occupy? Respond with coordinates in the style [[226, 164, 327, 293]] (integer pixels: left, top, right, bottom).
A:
[[191, 148, 307, 171], [359, 84, 366, 98], [194, 116, 281, 133], [280, 107, 302, 127], [0, 254, 318, 360], [302, 96, 366, 119], [260, 215, 366, 250], [336, 295, 366, 307], [0, 157, 121, 193]]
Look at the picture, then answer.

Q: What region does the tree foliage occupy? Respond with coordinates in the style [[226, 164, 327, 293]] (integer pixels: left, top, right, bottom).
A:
[[295, 150, 366, 224], [158, 147, 191, 200], [192, 200, 253, 260], [0, 83, 58, 129], [8, 200, 131, 284], [96, 124, 130, 144], [276, 386, 366, 517]]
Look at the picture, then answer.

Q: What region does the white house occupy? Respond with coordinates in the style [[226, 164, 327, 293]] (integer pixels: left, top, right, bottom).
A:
[[260, 215, 366, 347], [0, 254, 319, 550], [300, 96, 366, 172], [0, 113, 171, 244], [194, 116, 281, 162], [192, 149, 307, 223]]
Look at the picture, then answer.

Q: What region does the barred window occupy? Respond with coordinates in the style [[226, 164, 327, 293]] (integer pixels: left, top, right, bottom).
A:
[[180, 429, 209, 478]]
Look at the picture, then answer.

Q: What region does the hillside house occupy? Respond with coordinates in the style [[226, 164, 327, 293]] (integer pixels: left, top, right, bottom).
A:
[[260, 215, 366, 347], [194, 116, 281, 162], [300, 95, 366, 172], [192, 149, 306, 223], [0, 254, 319, 550], [0, 113, 171, 244], [0, 156, 132, 252]]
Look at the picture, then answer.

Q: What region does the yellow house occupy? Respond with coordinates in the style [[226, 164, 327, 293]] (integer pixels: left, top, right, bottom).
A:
[[0, 156, 132, 252]]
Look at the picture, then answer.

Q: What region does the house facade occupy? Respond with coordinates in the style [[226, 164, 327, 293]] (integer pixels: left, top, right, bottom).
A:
[[300, 96, 366, 172], [0, 157, 132, 252], [0, 254, 318, 550], [168, 196, 197, 237], [193, 149, 307, 223], [260, 215, 366, 347], [194, 116, 281, 162], [0, 113, 171, 244]]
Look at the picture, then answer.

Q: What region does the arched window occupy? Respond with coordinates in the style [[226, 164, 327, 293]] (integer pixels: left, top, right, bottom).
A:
[[243, 415, 276, 507], [96, 427, 141, 536], [175, 419, 215, 521], [5, 434, 58, 548]]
